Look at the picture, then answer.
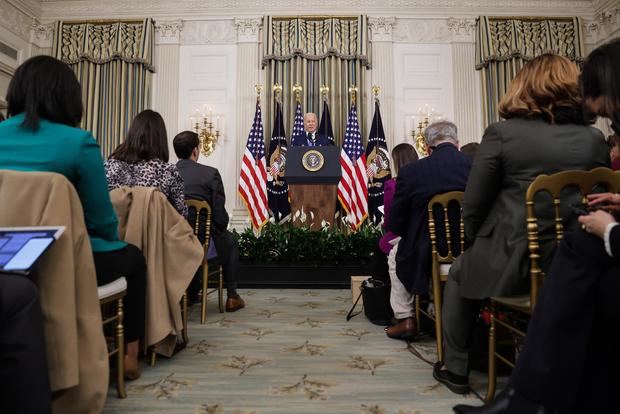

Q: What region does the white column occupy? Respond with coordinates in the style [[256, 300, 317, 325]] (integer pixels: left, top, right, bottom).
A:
[[448, 18, 483, 144], [232, 17, 262, 229], [152, 20, 183, 161], [368, 17, 396, 150]]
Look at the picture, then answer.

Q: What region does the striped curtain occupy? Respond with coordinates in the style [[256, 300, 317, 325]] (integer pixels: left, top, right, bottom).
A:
[[263, 16, 370, 145], [476, 16, 584, 126], [52, 19, 155, 157]]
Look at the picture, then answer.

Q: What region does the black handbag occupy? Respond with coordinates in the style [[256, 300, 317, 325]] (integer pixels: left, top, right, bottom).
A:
[[347, 278, 394, 326]]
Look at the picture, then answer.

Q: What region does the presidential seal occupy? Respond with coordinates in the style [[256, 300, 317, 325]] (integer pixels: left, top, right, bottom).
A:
[[302, 149, 324, 172]]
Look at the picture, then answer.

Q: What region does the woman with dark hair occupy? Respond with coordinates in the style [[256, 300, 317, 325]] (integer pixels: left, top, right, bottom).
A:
[[381, 143, 419, 340], [0, 55, 146, 379], [105, 110, 187, 217], [454, 39, 620, 414], [435, 54, 609, 395]]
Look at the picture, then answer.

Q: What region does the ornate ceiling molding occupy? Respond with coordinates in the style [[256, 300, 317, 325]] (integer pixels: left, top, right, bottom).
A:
[[446, 17, 476, 42], [235, 18, 262, 43], [155, 20, 183, 44], [393, 18, 453, 43], [369, 17, 396, 42], [0, 0, 35, 41], [180, 20, 237, 45], [38, 0, 596, 21], [583, 5, 619, 44]]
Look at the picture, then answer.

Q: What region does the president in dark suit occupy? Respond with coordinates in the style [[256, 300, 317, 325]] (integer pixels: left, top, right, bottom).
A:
[[173, 131, 245, 312], [386, 121, 471, 339], [292, 112, 332, 146]]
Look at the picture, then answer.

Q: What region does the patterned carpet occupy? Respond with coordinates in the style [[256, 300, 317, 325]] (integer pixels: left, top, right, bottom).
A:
[[103, 289, 495, 414]]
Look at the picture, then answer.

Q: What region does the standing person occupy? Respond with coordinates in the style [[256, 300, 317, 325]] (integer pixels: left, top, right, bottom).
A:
[[300, 112, 332, 146], [173, 131, 245, 312], [105, 109, 188, 218], [387, 122, 472, 339], [454, 38, 620, 414], [436, 54, 609, 395], [379, 143, 419, 339], [0, 55, 146, 380]]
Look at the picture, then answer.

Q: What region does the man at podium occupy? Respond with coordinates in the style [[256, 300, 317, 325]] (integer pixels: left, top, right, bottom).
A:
[[301, 113, 332, 146]]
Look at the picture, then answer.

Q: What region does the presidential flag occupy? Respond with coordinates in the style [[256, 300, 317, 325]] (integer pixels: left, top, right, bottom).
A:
[[365, 100, 392, 224], [319, 99, 335, 144], [337, 104, 368, 229], [267, 101, 291, 222], [290, 102, 305, 146], [238, 100, 268, 230]]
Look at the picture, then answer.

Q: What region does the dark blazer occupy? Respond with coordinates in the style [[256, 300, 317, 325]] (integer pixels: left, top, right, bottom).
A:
[[292, 131, 332, 147], [450, 118, 609, 299], [388, 143, 472, 294], [176, 159, 229, 254]]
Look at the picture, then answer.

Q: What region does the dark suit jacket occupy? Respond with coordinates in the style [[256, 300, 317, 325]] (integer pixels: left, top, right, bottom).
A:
[[451, 118, 609, 299], [176, 159, 229, 256], [388, 143, 472, 294], [292, 131, 332, 147]]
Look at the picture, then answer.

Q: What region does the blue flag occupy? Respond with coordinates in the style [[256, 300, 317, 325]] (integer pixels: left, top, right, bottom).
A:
[[290, 103, 305, 146], [365, 100, 392, 224], [267, 102, 291, 222], [319, 99, 335, 144]]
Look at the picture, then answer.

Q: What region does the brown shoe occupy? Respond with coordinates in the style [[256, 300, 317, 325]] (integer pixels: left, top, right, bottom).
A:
[[123, 354, 141, 381], [385, 317, 416, 341], [225, 296, 245, 312]]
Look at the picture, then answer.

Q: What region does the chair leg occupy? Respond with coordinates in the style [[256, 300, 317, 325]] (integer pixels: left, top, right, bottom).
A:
[[116, 298, 127, 399], [182, 292, 189, 345], [432, 274, 444, 364], [218, 267, 224, 313], [150, 348, 157, 367], [486, 302, 497, 402], [414, 295, 421, 335], [201, 263, 208, 324]]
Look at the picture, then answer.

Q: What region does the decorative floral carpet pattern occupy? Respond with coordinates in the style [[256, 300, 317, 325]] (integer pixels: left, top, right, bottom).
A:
[[103, 289, 496, 414]]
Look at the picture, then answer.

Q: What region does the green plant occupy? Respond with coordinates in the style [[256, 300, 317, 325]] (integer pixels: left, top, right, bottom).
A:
[[233, 221, 381, 262]]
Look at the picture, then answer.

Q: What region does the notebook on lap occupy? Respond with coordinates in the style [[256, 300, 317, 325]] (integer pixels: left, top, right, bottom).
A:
[[0, 227, 65, 275]]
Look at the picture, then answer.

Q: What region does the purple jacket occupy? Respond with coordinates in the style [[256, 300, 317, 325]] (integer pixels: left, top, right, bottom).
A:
[[379, 178, 398, 254]]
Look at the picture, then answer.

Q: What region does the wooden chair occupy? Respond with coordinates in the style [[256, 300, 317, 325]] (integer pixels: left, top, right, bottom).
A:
[[415, 191, 465, 364], [486, 167, 620, 401], [186, 199, 224, 324], [98, 277, 128, 398]]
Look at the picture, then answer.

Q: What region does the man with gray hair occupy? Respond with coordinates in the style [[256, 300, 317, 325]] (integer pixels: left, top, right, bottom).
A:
[[385, 121, 472, 341]]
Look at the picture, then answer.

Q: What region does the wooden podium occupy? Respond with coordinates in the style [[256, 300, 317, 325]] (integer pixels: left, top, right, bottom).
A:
[[285, 146, 341, 230]]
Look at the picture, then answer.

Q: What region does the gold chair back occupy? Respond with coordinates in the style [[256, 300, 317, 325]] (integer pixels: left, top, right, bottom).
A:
[[427, 191, 465, 266], [525, 167, 620, 309], [186, 199, 213, 260]]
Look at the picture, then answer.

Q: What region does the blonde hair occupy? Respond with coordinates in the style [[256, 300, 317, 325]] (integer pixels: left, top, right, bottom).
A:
[[499, 54, 582, 124]]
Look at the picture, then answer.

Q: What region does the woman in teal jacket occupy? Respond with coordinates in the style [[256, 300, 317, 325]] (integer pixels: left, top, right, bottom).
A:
[[0, 56, 145, 380]]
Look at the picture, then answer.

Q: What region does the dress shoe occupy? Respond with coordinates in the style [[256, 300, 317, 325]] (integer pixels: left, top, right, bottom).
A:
[[225, 296, 245, 312], [384, 317, 416, 340], [453, 387, 550, 414], [433, 362, 470, 394]]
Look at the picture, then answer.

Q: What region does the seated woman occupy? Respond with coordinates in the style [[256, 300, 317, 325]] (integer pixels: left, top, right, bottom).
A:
[[435, 54, 609, 394], [454, 37, 620, 414], [380, 143, 419, 339], [0, 56, 146, 380], [105, 110, 187, 218]]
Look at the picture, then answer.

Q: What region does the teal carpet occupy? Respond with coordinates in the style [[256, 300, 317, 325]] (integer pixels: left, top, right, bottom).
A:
[[103, 289, 496, 414]]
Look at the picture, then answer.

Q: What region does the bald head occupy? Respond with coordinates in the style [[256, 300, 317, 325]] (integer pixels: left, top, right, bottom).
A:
[[304, 112, 318, 133]]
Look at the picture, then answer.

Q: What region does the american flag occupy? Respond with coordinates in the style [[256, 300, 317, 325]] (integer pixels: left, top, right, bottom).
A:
[[290, 102, 305, 146], [337, 104, 368, 229], [238, 101, 269, 230]]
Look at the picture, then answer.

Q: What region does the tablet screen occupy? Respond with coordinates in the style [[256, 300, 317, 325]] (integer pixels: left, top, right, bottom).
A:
[[0, 228, 62, 272]]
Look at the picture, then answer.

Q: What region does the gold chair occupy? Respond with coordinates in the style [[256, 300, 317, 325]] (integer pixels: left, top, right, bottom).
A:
[[98, 277, 128, 398], [486, 167, 620, 401], [186, 199, 225, 324], [415, 191, 465, 364]]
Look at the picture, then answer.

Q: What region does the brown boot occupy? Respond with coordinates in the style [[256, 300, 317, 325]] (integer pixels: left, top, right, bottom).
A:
[[123, 354, 141, 381], [385, 317, 416, 340], [225, 296, 245, 312]]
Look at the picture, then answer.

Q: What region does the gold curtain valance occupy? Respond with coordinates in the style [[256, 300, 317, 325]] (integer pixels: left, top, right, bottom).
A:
[[262, 15, 370, 68], [52, 19, 155, 72], [475, 16, 584, 70]]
